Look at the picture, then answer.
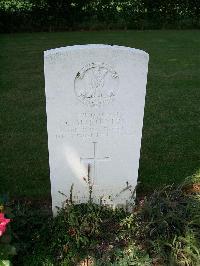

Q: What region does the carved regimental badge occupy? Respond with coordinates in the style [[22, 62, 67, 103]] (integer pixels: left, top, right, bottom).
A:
[[74, 62, 119, 107]]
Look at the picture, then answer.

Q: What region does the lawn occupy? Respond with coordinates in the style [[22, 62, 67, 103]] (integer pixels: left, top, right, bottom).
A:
[[0, 30, 200, 200]]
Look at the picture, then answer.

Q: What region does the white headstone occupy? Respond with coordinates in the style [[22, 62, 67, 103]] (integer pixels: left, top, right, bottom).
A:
[[44, 44, 149, 214]]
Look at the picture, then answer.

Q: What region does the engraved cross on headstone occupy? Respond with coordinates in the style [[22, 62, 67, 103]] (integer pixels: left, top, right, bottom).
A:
[[80, 142, 110, 184]]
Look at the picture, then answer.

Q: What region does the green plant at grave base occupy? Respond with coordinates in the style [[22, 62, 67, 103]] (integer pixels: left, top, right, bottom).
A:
[[21, 202, 129, 265], [136, 176, 200, 265], [19, 176, 138, 265], [11, 175, 200, 266], [94, 244, 152, 266]]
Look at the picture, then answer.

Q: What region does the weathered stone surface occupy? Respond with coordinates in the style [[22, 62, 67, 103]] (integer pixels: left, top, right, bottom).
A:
[[44, 44, 149, 214]]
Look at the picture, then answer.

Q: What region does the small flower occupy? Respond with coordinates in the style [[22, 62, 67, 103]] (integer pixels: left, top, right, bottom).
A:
[[0, 213, 10, 237], [0, 205, 4, 212], [68, 227, 76, 236], [139, 199, 145, 207]]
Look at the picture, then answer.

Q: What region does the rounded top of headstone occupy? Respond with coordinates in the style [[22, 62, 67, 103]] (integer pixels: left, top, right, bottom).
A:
[[44, 44, 149, 60]]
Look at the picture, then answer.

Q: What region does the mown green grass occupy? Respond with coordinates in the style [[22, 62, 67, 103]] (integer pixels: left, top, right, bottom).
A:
[[0, 30, 200, 199]]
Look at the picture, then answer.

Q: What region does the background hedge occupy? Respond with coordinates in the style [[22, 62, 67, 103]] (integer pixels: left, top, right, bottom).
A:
[[0, 0, 200, 33]]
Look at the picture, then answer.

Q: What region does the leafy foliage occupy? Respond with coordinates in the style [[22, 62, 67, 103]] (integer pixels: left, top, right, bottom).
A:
[[136, 178, 200, 265], [0, 0, 200, 32], [10, 176, 200, 265]]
